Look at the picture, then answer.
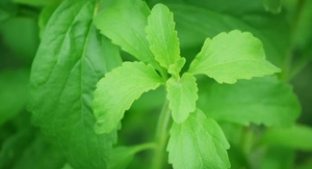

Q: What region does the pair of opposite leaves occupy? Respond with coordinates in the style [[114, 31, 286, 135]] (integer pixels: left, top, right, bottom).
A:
[[92, 2, 279, 169], [92, 3, 280, 134]]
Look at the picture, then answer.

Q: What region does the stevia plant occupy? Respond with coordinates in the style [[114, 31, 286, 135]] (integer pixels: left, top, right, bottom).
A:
[[91, 2, 284, 169], [1, 0, 312, 169]]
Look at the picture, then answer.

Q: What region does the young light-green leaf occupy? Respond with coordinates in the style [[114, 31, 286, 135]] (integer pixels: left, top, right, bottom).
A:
[[167, 109, 230, 169], [166, 73, 198, 123], [93, 61, 163, 134], [93, 0, 161, 71], [28, 0, 121, 168], [198, 76, 300, 127], [189, 30, 281, 84], [146, 4, 181, 70]]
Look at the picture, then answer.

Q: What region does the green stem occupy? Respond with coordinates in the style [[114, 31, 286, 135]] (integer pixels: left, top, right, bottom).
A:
[[241, 126, 254, 155], [132, 142, 157, 153], [280, 0, 307, 81], [152, 100, 171, 169], [289, 51, 312, 80]]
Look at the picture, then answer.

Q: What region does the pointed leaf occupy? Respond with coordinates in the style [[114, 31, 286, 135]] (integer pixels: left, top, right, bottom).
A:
[[166, 73, 198, 123], [94, 0, 161, 70], [198, 76, 300, 127], [167, 109, 230, 169], [93, 61, 163, 134], [146, 4, 180, 70], [189, 30, 280, 84], [28, 0, 121, 168]]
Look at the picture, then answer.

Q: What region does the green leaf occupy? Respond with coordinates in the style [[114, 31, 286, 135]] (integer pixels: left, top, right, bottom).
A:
[[168, 4, 289, 66], [0, 127, 34, 169], [296, 160, 312, 169], [261, 146, 295, 169], [167, 109, 230, 169], [94, 0, 161, 71], [11, 0, 62, 7], [261, 125, 312, 150], [0, 117, 66, 169], [198, 76, 300, 127], [262, 0, 282, 14], [189, 30, 281, 84], [108, 143, 155, 169], [38, 3, 59, 38], [0, 0, 17, 22], [168, 57, 186, 78], [1, 16, 39, 62], [28, 0, 121, 168], [146, 4, 180, 70], [0, 69, 28, 126], [61, 164, 73, 169], [294, 0, 312, 52], [10, 135, 66, 169], [166, 73, 198, 123], [93, 61, 163, 134]]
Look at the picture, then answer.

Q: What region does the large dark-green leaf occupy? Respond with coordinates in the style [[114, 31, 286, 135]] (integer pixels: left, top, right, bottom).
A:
[[28, 0, 122, 168], [167, 3, 289, 66], [0, 126, 65, 169], [198, 76, 300, 127]]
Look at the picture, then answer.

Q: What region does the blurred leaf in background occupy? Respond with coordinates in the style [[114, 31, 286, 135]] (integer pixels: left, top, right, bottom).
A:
[[0, 69, 29, 126]]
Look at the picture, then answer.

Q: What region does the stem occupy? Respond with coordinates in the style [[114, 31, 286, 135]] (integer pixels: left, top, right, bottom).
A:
[[132, 142, 157, 153], [289, 51, 312, 80], [152, 100, 171, 169], [280, 0, 307, 81], [241, 126, 254, 155]]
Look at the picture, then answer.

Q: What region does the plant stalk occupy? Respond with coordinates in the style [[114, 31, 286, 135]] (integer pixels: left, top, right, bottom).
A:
[[152, 100, 171, 169]]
